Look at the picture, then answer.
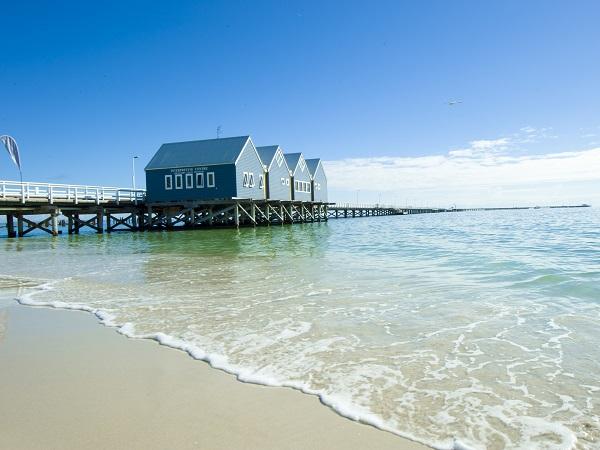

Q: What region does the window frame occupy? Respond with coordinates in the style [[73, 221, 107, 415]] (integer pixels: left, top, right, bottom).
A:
[[164, 175, 173, 190], [196, 172, 204, 188], [175, 174, 183, 189], [185, 173, 194, 189], [249, 172, 255, 188], [259, 174, 264, 189], [207, 172, 215, 188], [242, 172, 249, 188]]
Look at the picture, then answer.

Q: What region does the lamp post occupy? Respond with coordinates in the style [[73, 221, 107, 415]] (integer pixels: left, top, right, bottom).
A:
[[132, 156, 139, 203]]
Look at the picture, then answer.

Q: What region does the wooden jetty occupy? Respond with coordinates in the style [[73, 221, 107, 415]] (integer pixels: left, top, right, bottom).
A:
[[327, 203, 445, 218], [145, 199, 329, 230], [0, 180, 591, 238], [0, 180, 330, 237], [0, 181, 144, 237]]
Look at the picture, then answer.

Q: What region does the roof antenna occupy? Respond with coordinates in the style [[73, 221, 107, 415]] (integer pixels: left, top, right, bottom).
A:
[[216, 125, 222, 139]]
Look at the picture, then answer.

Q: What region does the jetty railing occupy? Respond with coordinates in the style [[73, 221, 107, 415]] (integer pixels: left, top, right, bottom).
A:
[[331, 203, 401, 210], [0, 180, 146, 205]]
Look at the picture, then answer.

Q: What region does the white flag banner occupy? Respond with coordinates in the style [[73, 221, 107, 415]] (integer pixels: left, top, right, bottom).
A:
[[0, 135, 21, 171]]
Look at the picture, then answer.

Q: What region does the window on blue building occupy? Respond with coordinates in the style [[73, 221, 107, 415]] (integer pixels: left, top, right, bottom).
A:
[[185, 173, 193, 189], [295, 181, 310, 193], [165, 175, 173, 190], [175, 174, 183, 189], [207, 172, 215, 188], [196, 173, 204, 188]]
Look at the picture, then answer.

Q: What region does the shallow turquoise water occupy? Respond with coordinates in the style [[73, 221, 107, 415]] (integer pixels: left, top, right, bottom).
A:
[[1, 208, 599, 449]]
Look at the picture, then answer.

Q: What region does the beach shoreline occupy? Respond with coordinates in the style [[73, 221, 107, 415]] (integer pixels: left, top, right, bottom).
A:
[[0, 290, 428, 450]]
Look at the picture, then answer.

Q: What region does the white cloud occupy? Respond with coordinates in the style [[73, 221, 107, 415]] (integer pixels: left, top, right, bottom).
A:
[[324, 132, 600, 207], [520, 126, 537, 134], [448, 138, 510, 158]]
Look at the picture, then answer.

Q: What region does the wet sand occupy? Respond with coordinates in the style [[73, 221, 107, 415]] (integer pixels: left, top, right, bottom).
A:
[[0, 294, 428, 450]]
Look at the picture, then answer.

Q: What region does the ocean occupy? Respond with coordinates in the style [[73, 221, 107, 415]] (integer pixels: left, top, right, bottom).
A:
[[1, 208, 599, 449]]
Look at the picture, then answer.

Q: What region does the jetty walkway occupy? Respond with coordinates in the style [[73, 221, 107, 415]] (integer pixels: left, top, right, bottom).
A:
[[0, 180, 590, 238]]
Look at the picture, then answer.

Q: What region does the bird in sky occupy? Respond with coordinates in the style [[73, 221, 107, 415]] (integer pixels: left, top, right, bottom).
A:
[[447, 100, 462, 106]]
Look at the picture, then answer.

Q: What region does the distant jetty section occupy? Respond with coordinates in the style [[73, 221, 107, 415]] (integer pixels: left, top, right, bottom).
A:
[[0, 180, 591, 238]]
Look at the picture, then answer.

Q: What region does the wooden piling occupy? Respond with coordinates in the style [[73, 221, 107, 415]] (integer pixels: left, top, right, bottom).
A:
[[51, 211, 59, 236], [17, 214, 24, 237], [67, 215, 73, 234], [96, 210, 104, 234], [6, 214, 16, 238]]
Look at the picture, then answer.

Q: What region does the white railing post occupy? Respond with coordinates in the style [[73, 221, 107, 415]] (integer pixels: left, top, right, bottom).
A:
[[75, 186, 78, 205], [21, 182, 26, 204], [96, 188, 100, 205], [1, 181, 4, 199], [116, 190, 120, 205], [49, 185, 54, 204]]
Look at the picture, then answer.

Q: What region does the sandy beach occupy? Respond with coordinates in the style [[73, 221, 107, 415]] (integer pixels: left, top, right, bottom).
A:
[[0, 291, 427, 450]]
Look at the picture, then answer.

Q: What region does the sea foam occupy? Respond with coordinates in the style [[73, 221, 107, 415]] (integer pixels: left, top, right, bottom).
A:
[[4, 207, 599, 450]]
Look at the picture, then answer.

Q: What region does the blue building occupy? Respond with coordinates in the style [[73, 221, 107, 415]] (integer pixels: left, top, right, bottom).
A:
[[256, 145, 292, 201], [145, 136, 265, 203], [284, 153, 312, 202], [305, 158, 328, 203]]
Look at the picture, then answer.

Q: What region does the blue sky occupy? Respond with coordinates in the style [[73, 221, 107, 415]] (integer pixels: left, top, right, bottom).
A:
[[1, 1, 599, 206]]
